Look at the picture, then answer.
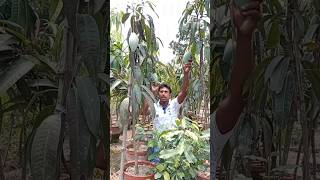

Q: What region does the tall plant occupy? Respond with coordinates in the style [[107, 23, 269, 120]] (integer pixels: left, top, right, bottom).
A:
[[212, 0, 320, 179]]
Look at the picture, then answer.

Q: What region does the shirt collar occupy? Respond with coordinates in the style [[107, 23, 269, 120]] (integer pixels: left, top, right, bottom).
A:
[[157, 99, 171, 107]]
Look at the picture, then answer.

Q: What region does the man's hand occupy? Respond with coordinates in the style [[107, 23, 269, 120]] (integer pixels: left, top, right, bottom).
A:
[[183, 60, 192, 75], [231, 0, 262, 36]]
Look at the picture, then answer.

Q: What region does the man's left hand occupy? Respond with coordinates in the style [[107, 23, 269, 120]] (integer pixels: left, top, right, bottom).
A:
[[183, 60, 192, 74]]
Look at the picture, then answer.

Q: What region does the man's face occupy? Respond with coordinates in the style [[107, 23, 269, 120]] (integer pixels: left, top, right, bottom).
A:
[[158, 87, 171, 103]]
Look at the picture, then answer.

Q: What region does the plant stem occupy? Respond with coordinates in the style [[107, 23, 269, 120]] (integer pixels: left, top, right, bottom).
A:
[[119, 124, 128, 180], [311, 120, 316, 180], [294, 136, 302, 180]]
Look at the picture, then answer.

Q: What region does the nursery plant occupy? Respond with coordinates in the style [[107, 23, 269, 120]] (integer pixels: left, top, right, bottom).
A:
[[148, 117, 210, 180]]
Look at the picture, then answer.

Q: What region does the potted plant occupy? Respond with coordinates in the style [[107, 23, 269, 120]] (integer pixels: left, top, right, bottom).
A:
[[125, 124, 152, 162], [148, 118, 210, 180]]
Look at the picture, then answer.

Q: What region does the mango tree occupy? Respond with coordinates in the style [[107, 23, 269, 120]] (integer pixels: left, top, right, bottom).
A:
[[169, 0, 211, 127], [111, 1, 160, 179], [1, 0, 109, 179], [212, 0, 320, 179]]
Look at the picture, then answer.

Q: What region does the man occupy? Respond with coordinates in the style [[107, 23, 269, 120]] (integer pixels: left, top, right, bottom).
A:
[[211, 0, 262, 179], [143, 61, 192, 132]]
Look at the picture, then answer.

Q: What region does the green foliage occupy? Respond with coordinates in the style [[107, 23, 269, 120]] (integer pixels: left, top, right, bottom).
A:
[[149, 118, 210, 180]]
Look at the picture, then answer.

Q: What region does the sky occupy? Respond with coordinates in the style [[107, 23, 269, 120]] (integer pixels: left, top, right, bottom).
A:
[[111, 0, 189, 63]]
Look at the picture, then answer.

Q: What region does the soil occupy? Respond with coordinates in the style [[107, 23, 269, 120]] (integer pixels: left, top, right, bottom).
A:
[[198, 170, 210, 178], [128, 144, 148, 152], [125, 164, 153, 176]]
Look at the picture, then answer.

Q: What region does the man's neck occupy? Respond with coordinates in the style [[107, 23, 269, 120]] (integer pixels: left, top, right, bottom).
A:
[[159, 101, 169, 107]]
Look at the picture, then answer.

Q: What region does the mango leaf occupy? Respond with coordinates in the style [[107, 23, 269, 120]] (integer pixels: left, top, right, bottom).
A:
[[93, 0, 105, 14], [163, 171, 170, 180], [31, 114, 61, 180], [269, 57, 290, 93], [142, 91, 156, 119], [177, 139, 185, 155], [221, 39, 235, 81], [302, 24, 319, 44], [110, 79, 122, 92], [10, 0, 36, 34], [264, 55, 284, 83], [273, 71, 295, 128], [122, 12, 130, 23], [267, 20, 280, 48], [156, 164, 165, 172], [302, 61, 320, 101], [50, 0, 63, 22], [0, 56, 34, 95], [141, 84, 156, 102], [28, 79, 58, 88], [260, 117, 273, 156], [77, 14, 100, 80], [76, 77, 100, 139], [185, 130, 198, 141], [159, 149, 178, 159], [66, 87, 92, 178], [118, 98, 129, 128]]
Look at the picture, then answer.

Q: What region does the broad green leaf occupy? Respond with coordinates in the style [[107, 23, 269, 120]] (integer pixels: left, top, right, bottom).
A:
[[177, 139, 185, 155], [185, 130, 198, 141], [77, 14, 100, 80], [31, 114, 61, 180], [118, 98, 129, 128], [0, 56, 34, 95], [122, 12, 130, 23], [264, 55, 284, 83], [221, 39, 235, 81], [303, 24, 319, 44], [302, 61, 320, 101], [159, 149, 178, 159], [156, 164, 165, 172], [93, 0, 105, 14], [267, 20, 280, 48], [270, 57, 290, 93], [142, 91, 156, 119], [28, 79, 58, 88], [141, 84, 156, 102], [50, 0, 63, 23], [273, 71, 295, 128], [110, 79, 122, 92], [163, 171, 170, 180], [76, 77, 100, 139], [66, 88, 92, 178]]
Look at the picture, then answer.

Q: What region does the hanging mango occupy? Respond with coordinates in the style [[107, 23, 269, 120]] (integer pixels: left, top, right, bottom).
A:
[[128, 32, 139, 51]]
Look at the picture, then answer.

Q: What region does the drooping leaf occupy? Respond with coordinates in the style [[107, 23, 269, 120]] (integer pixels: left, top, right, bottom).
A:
[[267, 20, 281, 48], [30, 114, 61, 180], [142, 91, 155, 120], [119, 97, 129, 128], [77, 14, 100, 80], [221, 39, 235, 81], [159, 149, 178, 159], [264, 55, 284, 83], [269, 57, 290, 93], [0, 56, 34, 95], [122, 12, 130, 24], [28, 79, 58, 88], [273, 70, 295, 128], [66, 88, 92, 178], [76, 77, 100, 139], [93, 0, 105, 14]]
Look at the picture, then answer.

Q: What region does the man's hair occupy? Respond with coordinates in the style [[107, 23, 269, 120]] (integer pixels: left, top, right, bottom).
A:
[[158, 83, 172, 93]]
